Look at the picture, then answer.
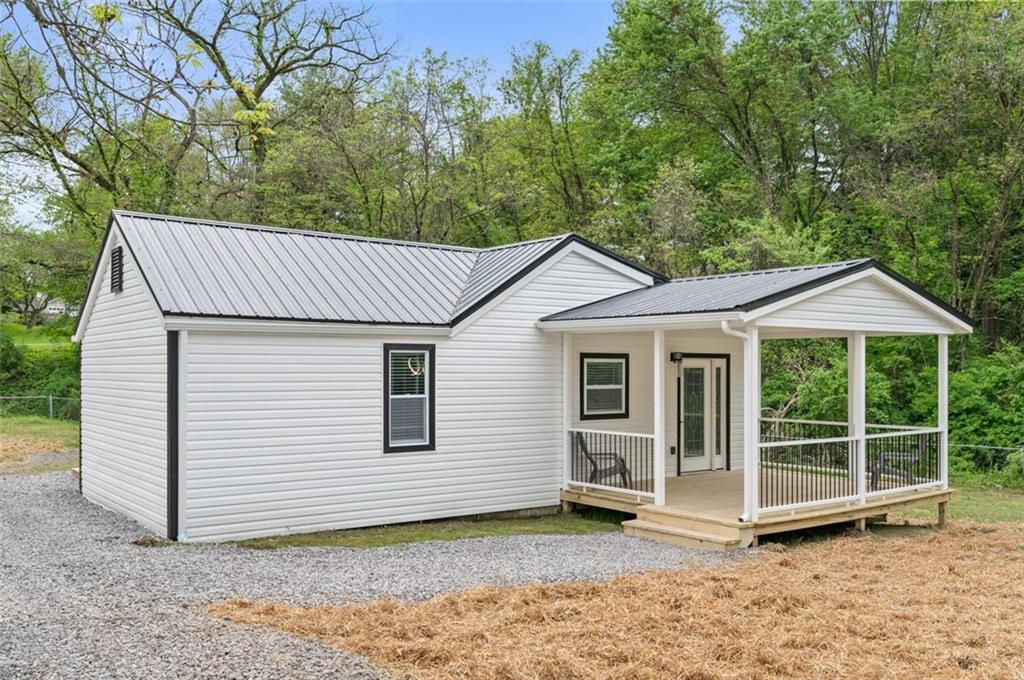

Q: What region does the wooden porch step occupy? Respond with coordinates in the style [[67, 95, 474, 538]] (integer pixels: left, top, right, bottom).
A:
[[623, 519, 748, 551], [560, 489, 644, 514], [636, 503, 751, 530]]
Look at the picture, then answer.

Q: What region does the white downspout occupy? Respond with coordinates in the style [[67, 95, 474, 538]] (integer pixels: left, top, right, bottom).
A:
[[722, 321, 758, 522]]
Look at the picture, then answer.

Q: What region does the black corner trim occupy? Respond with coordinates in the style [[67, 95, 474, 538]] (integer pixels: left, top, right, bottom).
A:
[[383, 343, 436, 454], [166, 331, 179, 541], [579, 352, 630, 421], [78, 365, 83, 494]]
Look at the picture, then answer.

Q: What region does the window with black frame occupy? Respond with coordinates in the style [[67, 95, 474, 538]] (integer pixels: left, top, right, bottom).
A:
[[384, 344, 435, 453], [580, 353, 629, 419]]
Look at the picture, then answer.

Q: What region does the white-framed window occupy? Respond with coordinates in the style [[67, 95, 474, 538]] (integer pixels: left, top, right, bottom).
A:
[[580, 353, 629, 420], [384, 344, 435, 453]]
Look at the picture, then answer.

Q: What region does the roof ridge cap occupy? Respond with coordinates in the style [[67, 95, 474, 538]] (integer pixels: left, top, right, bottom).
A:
[[112, 210, 480, 253], [669, 258, 871, 283], [479, 233, 573, 251]]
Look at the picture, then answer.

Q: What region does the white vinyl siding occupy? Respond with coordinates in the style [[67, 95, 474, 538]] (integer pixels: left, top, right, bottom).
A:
[[571, 331, 745, 472], [181, 250, 646, 541], [757, 276, 957, 334], [80, 232, 167, 534]]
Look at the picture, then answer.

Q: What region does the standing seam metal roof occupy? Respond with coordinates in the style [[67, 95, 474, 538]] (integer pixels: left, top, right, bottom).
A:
[[540, 259, 878, 321], [113, 211, 652, 326]]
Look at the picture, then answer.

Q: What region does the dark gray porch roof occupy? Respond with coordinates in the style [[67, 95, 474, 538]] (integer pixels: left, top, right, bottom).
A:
[[540, 258, 970, 325], [111, 211, 662, 326]]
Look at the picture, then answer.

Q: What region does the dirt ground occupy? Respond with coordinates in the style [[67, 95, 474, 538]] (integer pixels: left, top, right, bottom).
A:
[[0, 416, 79, 471], [212, 521, 1024, 680], [0, 436, 69, 468]]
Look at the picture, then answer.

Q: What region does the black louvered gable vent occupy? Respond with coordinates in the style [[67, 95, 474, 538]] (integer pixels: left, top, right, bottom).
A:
[[110, 246, 124, 293]]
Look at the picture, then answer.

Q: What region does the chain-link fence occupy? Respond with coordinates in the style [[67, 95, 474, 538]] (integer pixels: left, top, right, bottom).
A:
[[950, 443, 1024, 474], [0, 395, 81, 420]]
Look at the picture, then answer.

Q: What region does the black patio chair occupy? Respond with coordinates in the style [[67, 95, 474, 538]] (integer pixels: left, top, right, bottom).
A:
[[870, 433, 927, 491], [575, 431, 634, 489]]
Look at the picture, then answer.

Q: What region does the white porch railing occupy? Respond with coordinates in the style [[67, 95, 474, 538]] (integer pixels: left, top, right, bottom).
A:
[[565, 428, 656, 500], [758, 434, 860, 512], [758, 420, 944, 513]]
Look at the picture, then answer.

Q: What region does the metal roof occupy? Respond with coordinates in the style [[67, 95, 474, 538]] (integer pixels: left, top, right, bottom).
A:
[[541, 259, 878, 321], [113, 211, 620, 326]]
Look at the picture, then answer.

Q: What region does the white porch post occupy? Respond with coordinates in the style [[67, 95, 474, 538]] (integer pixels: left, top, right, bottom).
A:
[[653, 329, 666, 505], [562, 332, 571, 490], [848, 332, 867, 502], [742, 325, 760, 522], [938, 334, 949, 489]]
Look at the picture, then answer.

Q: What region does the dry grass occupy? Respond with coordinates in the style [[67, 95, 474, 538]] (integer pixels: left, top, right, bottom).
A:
[[0, 415, 79, 470], [211, 522, 1024, 680], [0, 434, 65, 462]]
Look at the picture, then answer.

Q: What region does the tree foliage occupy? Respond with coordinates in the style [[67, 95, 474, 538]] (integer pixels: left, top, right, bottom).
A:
[[1, 0, 1023, 460]]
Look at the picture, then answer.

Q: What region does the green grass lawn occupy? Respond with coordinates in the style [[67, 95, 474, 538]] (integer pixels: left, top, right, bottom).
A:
[[233, 482, 1024, 550], [234, 511, 620, 549], [895, 484, 1024, 524], [0, 415, 80, 471], [1, 318, 73, 349]]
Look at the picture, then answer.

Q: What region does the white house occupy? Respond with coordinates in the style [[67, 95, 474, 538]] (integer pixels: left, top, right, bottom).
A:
[[72, 211, 972, 547]]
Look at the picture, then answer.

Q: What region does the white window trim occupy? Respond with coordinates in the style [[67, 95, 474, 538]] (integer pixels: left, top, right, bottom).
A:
[[581, 354, 629, 420], [384, 344, 435, 453]]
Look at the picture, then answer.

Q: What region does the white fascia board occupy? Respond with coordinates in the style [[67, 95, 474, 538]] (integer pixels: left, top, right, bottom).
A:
[[535, 311, 742, 333], [71, 227, 117, 343], [163, 316, 450, 336], [73, 224, 164, 343], [447, 240, 655, 337], [741, 268, 973, 334]]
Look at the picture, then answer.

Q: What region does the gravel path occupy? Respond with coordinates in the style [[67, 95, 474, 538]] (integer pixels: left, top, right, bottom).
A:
[[0, 472, 746, 679]]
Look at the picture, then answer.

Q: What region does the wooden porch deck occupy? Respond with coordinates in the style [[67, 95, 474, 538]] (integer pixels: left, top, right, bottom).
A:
[[560, 471, 951, 550]]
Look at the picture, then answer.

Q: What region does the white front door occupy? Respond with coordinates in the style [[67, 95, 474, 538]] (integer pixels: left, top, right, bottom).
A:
[[678, 357, 727, 473]]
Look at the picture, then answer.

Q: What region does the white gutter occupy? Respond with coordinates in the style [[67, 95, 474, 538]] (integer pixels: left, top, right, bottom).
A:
[[536, 311, 742, 333], [162, 316, 451, 336]]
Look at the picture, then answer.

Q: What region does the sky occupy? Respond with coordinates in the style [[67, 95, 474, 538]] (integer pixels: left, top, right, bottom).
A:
[[6, 1, 620, 230], [373, 1, 618, 74]]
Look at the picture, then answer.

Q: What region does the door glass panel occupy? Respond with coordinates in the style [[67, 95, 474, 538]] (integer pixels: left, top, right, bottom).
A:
[[683, 367, 705, 458], [715, 366, 722, 458]]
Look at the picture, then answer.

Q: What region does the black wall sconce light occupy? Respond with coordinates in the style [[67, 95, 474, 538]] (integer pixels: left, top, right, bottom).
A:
[[669, 351, 685, 363]]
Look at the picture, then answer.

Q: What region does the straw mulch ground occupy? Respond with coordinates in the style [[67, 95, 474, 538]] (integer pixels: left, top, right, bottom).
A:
[[0, 435, 65, 468], [210, 522, 1024, 680]]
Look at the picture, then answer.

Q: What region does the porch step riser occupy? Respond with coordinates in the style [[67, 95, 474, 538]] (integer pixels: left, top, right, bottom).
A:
[[635, 509, 741, 537], [622, 519, 750, 551]]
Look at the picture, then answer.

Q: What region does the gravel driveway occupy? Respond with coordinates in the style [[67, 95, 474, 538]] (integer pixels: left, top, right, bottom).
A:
[[0, 472, 744, 679]]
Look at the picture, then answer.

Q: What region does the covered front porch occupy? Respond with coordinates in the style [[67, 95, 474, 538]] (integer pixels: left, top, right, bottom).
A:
[[539, 260, 972, 549]]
